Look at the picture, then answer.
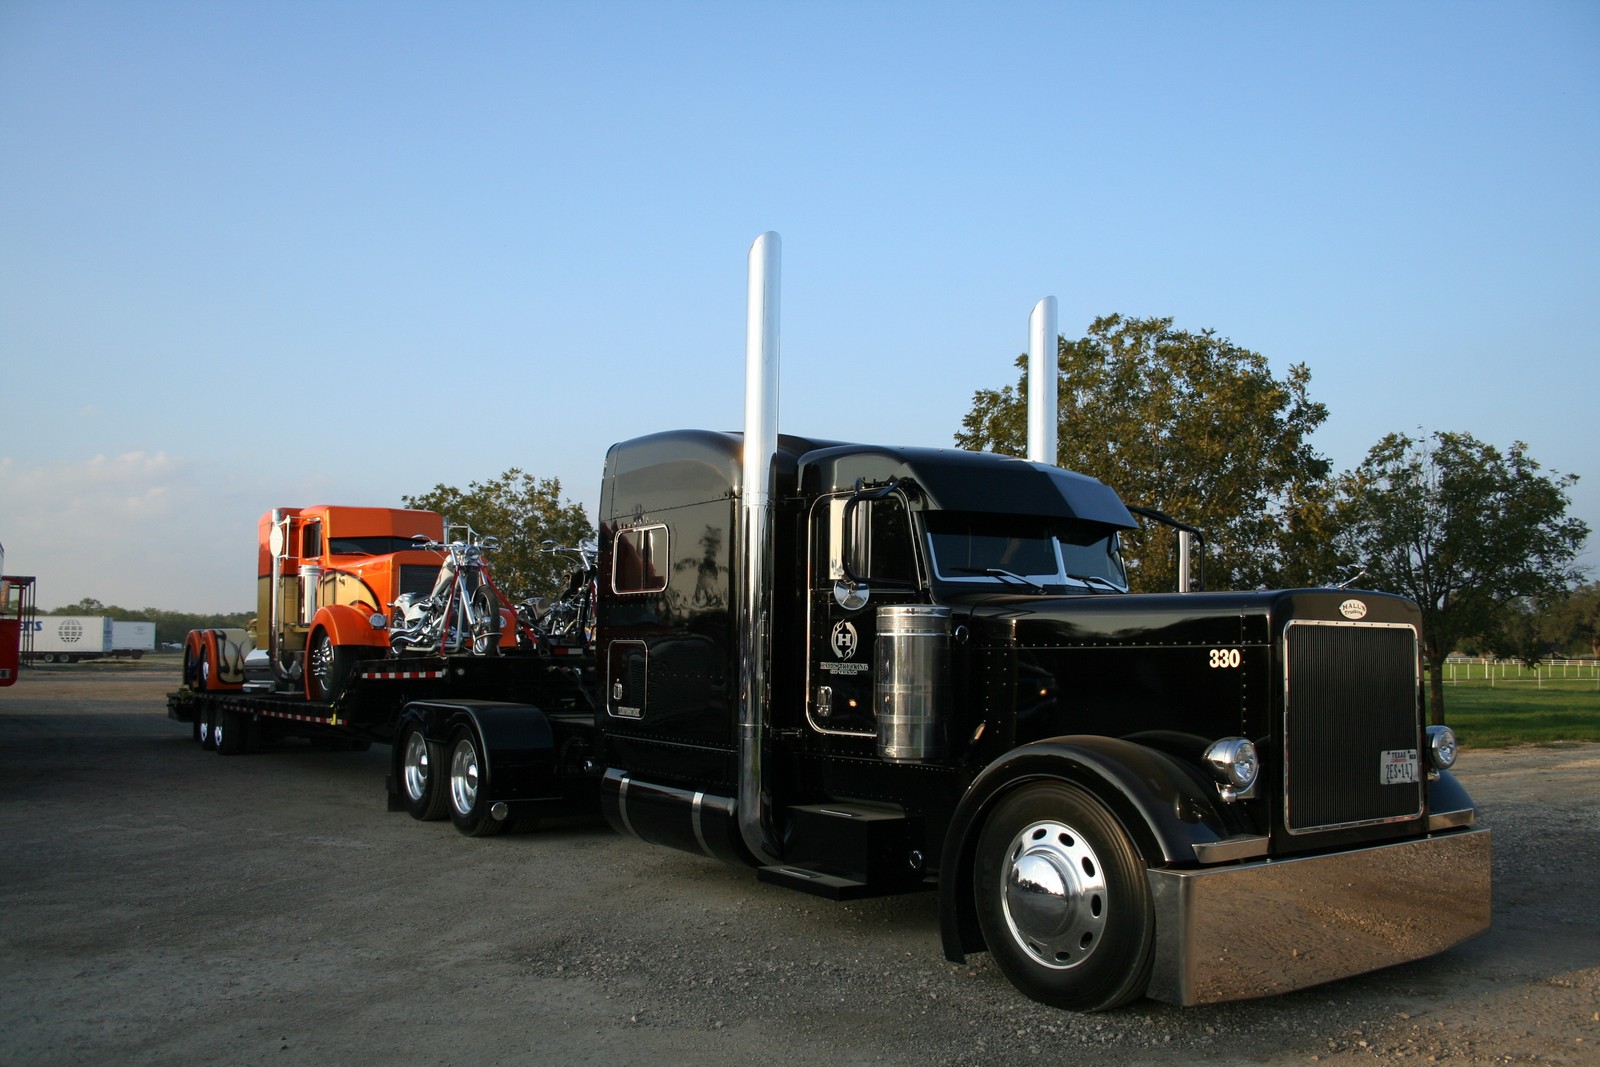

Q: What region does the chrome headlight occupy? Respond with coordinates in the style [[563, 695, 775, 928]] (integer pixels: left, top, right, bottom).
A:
[[1426, 725, 1458, 772], [1203, 737, 1260, 801]]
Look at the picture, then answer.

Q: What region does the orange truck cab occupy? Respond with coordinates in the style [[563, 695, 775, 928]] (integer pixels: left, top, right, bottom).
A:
[[185, 506, 455, 699]]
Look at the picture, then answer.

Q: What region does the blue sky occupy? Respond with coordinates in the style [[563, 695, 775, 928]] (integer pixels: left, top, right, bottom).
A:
[[2, 0, 1596, 612]]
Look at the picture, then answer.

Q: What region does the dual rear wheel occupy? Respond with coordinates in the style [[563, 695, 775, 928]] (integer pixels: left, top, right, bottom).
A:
[[398, 722, 506, 837]]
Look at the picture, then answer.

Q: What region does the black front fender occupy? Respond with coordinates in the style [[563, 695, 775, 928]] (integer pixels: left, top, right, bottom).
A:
[[937, 735, 1245, 963]]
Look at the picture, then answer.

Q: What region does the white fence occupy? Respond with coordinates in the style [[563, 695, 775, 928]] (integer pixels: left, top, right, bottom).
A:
[[1443, 656, 1600, 689]]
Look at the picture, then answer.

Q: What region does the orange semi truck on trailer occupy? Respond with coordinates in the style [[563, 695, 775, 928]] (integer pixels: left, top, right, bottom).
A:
[[184, 505, 514, 700]]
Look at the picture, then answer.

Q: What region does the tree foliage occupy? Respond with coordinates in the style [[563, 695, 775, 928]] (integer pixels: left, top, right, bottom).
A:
[[957, 314, 1334, 591], [403, 468, 593, 601], [1336, 431, 1588, 722], [1549, 582, 1600, 657]]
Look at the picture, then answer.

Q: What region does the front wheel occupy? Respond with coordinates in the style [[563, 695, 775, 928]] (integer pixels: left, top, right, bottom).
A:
[[447, 726, 505, 837], [469, 585, 502, 656], [306, 630, 357, 701], [973, 781, 1154, 1012], [398, 723, 448, 821]]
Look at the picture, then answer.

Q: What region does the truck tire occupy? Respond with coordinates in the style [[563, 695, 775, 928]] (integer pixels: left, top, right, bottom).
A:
[[216, 708, 249, 755], [399, 724, 449, 821], [199, 705, 218, 750], [307, 630, 356, 701], [196, 648, 213, 692], [446, 726, 505, 837], [973, 781, 1154, 1012]]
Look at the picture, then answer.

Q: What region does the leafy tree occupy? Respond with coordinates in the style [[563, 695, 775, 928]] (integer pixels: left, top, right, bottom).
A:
[[403, 468, 593, 601], [1543, 581, 1600, 658], [1484, 596, 1555, 669], [1336, 431, 1588, 723], [957, 314, 1336, 591]]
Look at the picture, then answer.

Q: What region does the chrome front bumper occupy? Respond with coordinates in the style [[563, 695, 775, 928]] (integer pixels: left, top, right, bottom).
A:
[[1147, 828, 1491, 1006]]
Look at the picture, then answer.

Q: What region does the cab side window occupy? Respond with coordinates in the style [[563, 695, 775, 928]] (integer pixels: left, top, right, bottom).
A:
[[613, 525, 668, 594]]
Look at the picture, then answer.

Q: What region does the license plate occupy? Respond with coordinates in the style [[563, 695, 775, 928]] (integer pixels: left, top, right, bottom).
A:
[[1382, 748, 1420, 785]]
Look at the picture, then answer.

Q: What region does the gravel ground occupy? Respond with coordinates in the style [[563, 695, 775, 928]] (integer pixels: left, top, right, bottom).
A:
[[1, 663, 1597, 1066]]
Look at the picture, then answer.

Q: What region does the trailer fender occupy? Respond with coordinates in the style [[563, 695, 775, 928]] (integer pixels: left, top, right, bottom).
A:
[[937, 735, 1245, 964], [396, 700, 560, 806]]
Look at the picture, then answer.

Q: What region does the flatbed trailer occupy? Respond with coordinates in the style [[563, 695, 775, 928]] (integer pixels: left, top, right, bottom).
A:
[[168, 650, 601, 834]]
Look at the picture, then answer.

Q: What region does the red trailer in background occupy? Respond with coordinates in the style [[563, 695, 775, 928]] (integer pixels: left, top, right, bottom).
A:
[[1, 552, 38, 686]]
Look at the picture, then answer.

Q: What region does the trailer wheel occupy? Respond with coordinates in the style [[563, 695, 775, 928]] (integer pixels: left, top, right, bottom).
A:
[[216, 708, 249, 755], [447, 726, 505, 837], [306, 630, 356, 701], [973, 781, 1154, 1012], [399, 724, 449, 821], [199, 705, 218, 750]]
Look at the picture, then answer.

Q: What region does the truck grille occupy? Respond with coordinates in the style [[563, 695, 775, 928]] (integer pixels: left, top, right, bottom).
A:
[[1283, 621, 1423, 834], [400, 564, 441, 600]]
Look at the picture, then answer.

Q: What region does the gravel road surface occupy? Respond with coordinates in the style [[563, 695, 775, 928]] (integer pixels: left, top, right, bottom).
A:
[[2, 664, 1596, 1066]]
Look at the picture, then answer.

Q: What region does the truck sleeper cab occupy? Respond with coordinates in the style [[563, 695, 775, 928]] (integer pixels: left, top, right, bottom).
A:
[[592, 429, 1490, 1011]]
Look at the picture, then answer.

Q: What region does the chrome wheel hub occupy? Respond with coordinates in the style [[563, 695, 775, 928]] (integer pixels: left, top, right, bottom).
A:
[[309, 638, 332, 688], [403, 733, 431, 802], [1000, 819, 1108, 971], [450, 739, 480, 815]]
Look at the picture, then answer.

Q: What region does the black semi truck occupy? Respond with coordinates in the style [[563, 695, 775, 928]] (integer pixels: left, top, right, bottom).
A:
[[171, 233, 1490, 1011]]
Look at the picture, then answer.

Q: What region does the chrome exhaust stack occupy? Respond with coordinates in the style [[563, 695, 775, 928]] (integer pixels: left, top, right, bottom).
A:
[[1027, 296, 1058, 465], [737, 232, 782, 865]]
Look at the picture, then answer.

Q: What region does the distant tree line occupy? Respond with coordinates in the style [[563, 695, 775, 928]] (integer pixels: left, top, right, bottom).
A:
[[40, 600, 252, 647]]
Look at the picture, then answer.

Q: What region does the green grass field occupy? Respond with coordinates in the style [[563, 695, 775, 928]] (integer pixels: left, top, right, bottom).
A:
[[1433, 662, 1600, 747]]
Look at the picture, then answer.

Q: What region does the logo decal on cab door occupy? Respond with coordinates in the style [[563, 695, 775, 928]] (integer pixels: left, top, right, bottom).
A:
[[831, 621, 858, 660]]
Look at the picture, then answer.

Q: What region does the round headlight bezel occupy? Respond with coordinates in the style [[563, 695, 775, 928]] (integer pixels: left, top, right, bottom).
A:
[[1203, 737, 1260, 801], [1426, 725, 1458, 773]]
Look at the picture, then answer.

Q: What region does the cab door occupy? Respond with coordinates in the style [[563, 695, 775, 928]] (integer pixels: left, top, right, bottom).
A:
[[806, 489, 922, 737]]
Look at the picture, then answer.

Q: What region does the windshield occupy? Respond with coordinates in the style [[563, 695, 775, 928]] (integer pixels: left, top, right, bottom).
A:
[[327, 536, 434, 556], [924, 512, 1128, 593]]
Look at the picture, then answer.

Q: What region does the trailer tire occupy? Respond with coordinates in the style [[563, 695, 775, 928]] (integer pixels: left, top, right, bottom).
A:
[[446, 726, 505, 837], [216, 708, 249, 755], [307, 630, 357, 702], [199, 705, 218, 750], [399, 724, 449, 821], [973, 781, 1154, 1012]]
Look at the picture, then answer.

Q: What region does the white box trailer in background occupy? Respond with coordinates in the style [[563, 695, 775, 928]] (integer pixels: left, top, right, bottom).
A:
[[111, 620, 156, 658], [29, 615, 113, 662]]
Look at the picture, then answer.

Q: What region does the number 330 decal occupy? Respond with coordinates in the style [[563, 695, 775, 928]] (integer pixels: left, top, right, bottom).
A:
[[1208, 648, 1242, 669]]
